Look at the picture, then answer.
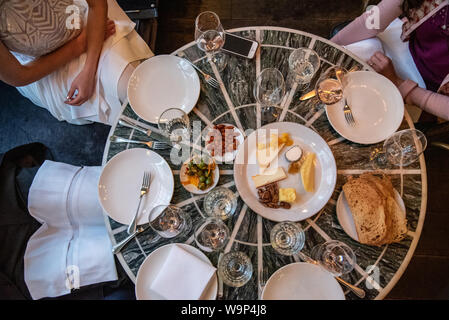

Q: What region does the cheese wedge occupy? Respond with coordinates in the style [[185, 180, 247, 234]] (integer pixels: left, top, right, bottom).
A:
[[256, 142, 285, 170], [300, 153, 315, 192], [251, 167, 287, 188], [279, 188, 297, 203]]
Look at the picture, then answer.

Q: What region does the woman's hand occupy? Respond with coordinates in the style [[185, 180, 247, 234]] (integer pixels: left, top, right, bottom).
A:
[[65, 68, 96, 106], [367, 51, 404, 87]]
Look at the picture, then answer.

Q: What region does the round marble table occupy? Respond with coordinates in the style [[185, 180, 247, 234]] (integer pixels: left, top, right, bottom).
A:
[[102, 27, 427, 300]]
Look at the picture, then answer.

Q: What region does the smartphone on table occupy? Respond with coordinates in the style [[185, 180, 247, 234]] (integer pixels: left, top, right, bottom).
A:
[[221, 33, 259, 59]]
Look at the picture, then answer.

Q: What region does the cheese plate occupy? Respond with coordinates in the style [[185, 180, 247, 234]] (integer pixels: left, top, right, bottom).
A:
[[233, 122, 337, 222]]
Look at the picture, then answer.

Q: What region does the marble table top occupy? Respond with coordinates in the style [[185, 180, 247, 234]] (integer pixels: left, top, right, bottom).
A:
[[102, 26, 427, 300]]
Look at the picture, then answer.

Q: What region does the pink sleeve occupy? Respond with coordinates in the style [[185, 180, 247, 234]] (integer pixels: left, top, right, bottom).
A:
[[331, 0, 403, 46], [398, 80, 449, 120]]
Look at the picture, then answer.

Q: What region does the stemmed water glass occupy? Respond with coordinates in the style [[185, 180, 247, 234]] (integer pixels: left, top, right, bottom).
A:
[[157, 108, 190, 143], [370, 129, 427, 169], [194, 11, 228, 71], [254, 68, 286, 122], [270, 221, 305, 256], [311, 240, 356, 277], [194, 217, 230, 253], [148, 204, 192, 240], [287, 47, 320, 92], [218, 251, 253, 287]]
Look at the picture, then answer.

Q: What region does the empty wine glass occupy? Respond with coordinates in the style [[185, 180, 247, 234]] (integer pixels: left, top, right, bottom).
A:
[[203, 187, 238, 220], [270, 221, 305, 256], [254, 68, 286, 121], [148, 205, 192, 239], [311, 240, 356, 277], [195, 11, 228, 71], [370, 129, 427, 169], [315, 66, 349, 105], [157, 108, 190, 143], [194, 217, 230, 252], [287, 47, 320, 91], [218, 251, 253, 287]]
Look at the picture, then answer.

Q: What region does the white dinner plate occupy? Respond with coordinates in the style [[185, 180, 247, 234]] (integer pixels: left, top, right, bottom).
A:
[[127, 55, 201, 123], [325, 71, 404, 145], [98, 148, 174, 226], [135, 243, 218, 300], [261, 262, 345, 300], [336, 188, 406, 242], [234, 122, 337, 222], [179, 157, 220, 195]]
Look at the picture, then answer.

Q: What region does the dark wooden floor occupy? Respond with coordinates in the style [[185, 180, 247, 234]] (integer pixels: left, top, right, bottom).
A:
[[154, 0, 449, 299]]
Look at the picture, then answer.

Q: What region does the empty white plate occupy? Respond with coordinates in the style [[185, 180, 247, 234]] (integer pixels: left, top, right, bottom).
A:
[[98, 148, 174, 226], [336, 189, 406, 242], [261, 262, 345, 300], [234, 122, 337, 222], [325, 71, 404, 145], [127, 55, 201, 123], [135, 243, 218, 300]]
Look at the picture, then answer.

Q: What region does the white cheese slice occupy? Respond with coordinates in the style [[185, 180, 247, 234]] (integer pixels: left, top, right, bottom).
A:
[[251, 167, 287, 188]]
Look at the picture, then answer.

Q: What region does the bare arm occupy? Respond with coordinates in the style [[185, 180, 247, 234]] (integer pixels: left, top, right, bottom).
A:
[[65, 0, 108, 106], [0, 35, 86, 87], [331, 0, 403, 46]]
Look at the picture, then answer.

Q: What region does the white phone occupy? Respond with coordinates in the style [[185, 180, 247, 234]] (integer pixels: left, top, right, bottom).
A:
[[221, 32, 259, 59]]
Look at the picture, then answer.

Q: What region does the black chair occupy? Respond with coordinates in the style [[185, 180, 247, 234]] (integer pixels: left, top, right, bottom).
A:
[[116, 0, 159, 52]]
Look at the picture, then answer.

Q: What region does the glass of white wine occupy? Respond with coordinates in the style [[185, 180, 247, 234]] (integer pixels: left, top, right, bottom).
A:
[[148, 205, 192, 239], [254, 68, 286, 122], [194, 217, 230, 253], [315, 66, 349, 105], [194, 11, 228, 72], [287, 47, 320, 91]]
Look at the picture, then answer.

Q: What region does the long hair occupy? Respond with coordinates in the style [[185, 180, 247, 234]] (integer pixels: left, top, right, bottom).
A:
[[402, 0, 425, 18]]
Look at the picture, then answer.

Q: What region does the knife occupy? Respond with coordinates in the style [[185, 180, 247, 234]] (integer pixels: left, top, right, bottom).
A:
[[299, 66, 361, 101], [112, 224, 151, 254]]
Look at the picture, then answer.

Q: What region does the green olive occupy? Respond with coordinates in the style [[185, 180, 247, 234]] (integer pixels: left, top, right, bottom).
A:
[[206, 177, 212, 185], [199, 176, 206, 183], [198, 182, 206, 190]]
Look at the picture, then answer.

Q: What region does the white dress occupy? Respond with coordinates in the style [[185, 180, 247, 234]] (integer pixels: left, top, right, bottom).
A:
[[0, 0, 153, 125]]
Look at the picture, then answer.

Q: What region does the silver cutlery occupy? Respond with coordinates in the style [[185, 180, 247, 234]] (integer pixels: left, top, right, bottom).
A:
[[183, 58, 219, 88], [109, 135, 170, 150], [343, 99, 356, 127], [112, 225, 149, 254], [118, 118, 152, 136], [296, 251, 365, 299], [127, 171, 151, 235]]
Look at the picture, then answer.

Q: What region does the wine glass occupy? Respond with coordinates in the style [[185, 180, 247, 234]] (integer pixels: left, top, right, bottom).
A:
[[315, 66, 349, 105], [218, 251, 253, 287], [194, 11, 228, 71], [203, 187, 238, 220], [254, 68, 286, 121], [370, 129, 427, 169], [311, 240, 356, 277], [157, 108, 190, 143], [270, 221, 305, 256], [148, 205, 192, 239], [287, 47, 320, 91], [194, 217, 230, 252]]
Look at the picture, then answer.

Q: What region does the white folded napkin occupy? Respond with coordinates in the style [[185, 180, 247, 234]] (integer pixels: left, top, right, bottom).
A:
[[149, 245, 216, 300], [24, 160, 118, 300]]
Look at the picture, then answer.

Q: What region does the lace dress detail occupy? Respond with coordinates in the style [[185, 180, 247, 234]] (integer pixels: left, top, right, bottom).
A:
[[0, 0, 86, 57]]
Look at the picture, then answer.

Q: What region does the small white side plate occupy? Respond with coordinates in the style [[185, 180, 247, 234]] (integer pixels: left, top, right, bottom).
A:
[[98, 148, 174, 226], [325, 71, 404, 145], [179, 158, 220, 195], [336, 189, 406, 242], [135, 243, 218, 300], [261, 262, 345, 300], [127, 55, 201, 123]]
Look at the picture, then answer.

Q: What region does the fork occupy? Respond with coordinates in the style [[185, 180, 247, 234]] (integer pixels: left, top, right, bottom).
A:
[[183, 58, 220, 88], [127, 171, 151, 235], [109, 135, 170, 150], [343, 99, 356, 127]]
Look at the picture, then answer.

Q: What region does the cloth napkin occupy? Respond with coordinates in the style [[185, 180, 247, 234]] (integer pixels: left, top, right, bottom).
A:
[[149, 245, 216, 300], [24, 160, 118, 300]]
